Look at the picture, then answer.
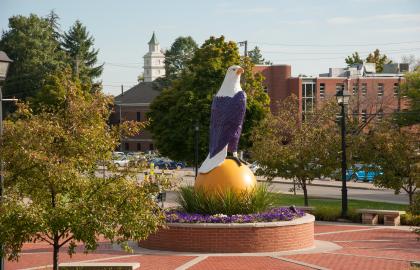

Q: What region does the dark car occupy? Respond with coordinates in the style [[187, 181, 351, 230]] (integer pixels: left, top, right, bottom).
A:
[[149, 158, 185, 170]]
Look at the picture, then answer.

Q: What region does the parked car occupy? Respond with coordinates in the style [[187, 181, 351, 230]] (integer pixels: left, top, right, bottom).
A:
[[112, 151, 125, 159], [113, 156, 129, 167], [346, 164, 383, 182], [249, 162, 261, 174], [149, 158, 185, 170]]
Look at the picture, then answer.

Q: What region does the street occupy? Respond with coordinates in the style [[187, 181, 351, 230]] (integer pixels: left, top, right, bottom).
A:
[[177, 169, 409, 205]]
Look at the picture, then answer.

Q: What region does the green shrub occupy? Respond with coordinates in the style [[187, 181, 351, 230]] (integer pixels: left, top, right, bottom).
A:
[[177, 184, 275, 215], [313, 206, 360, 222], [401, 213, 420, 226]]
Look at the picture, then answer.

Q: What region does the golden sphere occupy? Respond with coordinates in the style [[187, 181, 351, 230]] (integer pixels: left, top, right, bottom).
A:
[[195, 159, 257, 194]]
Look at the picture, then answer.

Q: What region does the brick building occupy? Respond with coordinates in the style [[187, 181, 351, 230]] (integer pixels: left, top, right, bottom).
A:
[[112, 60, 408, 153], [254, 63, 407, 122], [111, 82, 159, 152]]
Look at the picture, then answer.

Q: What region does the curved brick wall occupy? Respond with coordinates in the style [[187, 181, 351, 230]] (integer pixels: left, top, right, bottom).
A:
[[139, 214, 314, 253]]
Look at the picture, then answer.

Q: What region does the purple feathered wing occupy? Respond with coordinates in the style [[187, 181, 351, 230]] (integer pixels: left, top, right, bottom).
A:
[[209, 91, 247, 158]]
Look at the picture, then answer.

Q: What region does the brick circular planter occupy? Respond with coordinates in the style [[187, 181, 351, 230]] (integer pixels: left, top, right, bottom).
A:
[[139, 214, 315, 253]]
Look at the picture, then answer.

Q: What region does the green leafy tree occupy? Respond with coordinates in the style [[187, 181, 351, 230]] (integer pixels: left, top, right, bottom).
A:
[[251, 96, 340, 206], [0, 14, 67, 102], [0, 70, 167, 270], [148, 36, 270, 164], [394, 70, 420, 126], [61, 20, 103, 89], [248, 46, 272, 65], [359, 121, 419, 207], [345, 52, 363, 66], [164, 36, 198, 80], [345, 49, 392, 72], [153, 36, 198, 90], [366, 49, 392, 73]]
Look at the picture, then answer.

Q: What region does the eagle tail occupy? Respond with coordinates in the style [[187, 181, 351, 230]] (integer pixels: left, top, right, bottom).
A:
[[198, 146, 227, 174]]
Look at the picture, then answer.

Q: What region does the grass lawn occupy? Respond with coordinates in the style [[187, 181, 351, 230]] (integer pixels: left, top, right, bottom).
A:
[[271, 193, 408, 211]]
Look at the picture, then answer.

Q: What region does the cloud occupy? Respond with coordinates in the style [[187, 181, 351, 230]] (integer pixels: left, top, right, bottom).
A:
[[377, 26, 420, 33], [327, 13, 420, 24], [217, 7, 275, 15]]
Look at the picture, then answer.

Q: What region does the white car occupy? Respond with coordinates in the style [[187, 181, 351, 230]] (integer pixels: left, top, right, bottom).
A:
[[113, 157, 129, 167]]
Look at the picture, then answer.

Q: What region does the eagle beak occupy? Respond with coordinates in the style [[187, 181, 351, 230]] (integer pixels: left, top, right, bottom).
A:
[[236, 67, 244, 75]]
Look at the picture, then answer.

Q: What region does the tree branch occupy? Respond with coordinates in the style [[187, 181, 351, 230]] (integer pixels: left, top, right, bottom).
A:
[[36, 234, 54, 245], [58, 235, 74, 248]]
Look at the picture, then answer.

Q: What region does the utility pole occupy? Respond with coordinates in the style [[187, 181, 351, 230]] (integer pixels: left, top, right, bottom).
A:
[[238, 41, 248, 57]]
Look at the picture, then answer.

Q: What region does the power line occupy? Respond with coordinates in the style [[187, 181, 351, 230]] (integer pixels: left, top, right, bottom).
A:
[[249, 40, 420, 48], [262, 48, 420, 55]]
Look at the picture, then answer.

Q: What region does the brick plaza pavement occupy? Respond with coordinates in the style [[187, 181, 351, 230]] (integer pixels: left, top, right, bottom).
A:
[[5, 222, 420, 270]]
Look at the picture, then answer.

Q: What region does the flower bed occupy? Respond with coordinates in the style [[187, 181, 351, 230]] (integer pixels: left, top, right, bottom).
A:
[[165, 207, 305, 224], [140, 212, 315, 253]]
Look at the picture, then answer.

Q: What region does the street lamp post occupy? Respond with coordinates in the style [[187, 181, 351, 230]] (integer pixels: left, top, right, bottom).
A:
[[336, 89, 350, 218], [0, 50, 13, 270], [194, 121, 199, 178]]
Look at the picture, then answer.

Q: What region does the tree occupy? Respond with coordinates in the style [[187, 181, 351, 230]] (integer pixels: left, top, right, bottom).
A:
[[345, 52, 363, 66], [148, 36, 270, 164], [61, 20, 103, 89], [248, 46, 272, 65], [394, 70, 420, 126], [0, 70, 167, 270], [251, 96, 340, 206], [359, 121, 419, 207], [0, 14, 67, 102], [345, 49, 392, 72], [401, 54, 420, 72], [366, 49, 392, 73], [164, 36, 198, 80], [152, 36, 198, 91]]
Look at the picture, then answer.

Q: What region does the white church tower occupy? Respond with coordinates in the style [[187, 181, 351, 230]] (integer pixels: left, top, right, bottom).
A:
[[143, 32, 165, 82]]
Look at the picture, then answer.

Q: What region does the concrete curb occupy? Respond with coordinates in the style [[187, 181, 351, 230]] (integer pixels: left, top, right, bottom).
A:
[[256, 179, 383, 191]]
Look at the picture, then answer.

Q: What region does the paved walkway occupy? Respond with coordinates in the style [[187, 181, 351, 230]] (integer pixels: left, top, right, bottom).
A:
[[6, 222, 420, 270]]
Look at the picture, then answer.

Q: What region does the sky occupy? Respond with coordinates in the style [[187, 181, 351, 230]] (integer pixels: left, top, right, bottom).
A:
[[1, 0, 420, 96]]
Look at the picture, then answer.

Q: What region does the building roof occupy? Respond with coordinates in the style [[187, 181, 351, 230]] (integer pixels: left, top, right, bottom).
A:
[[148, 32, 158, 45], [114, 82, 160, 105]]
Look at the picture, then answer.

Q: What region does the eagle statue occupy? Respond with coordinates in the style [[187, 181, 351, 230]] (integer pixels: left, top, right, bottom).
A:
[[198, 65, 246, 174]]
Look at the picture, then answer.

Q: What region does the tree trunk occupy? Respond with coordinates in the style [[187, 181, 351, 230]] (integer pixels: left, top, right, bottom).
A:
[[301, 180, 309, 206], [53, 241, 59, 270], [409, 190, 413, 208]]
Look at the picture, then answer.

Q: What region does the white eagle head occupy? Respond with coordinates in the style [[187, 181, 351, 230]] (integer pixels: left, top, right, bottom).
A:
[[217, 65, 244, 97]]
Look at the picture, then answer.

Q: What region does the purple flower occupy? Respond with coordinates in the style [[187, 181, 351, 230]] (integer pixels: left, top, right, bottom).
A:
[[164, 207, 305, 224]]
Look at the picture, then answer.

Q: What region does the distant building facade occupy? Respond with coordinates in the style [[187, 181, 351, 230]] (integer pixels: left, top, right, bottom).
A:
[[254, 63, 407, 123], [143, 32, 165, 82], [111, 82, 159, 152], [110, 32, 166, 152], [111, 33, 409, 153]]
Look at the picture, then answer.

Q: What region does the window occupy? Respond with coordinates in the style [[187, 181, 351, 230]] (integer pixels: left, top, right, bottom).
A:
[[137, 143, 141, 151], [319, 83, 325, 98], [352, 83, 358, 96], [263, 86, 268, 93], [125, 142, 129, 151], [361, 110, 367, 123], [136, 112, 141, 121], [361, 83, 367, 96], [393, 83, 399, 97], [377, 109, 383, 122], [377, 83, 384, 97], [302, 82, 315, 114], [336, 83, 344, 94]]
